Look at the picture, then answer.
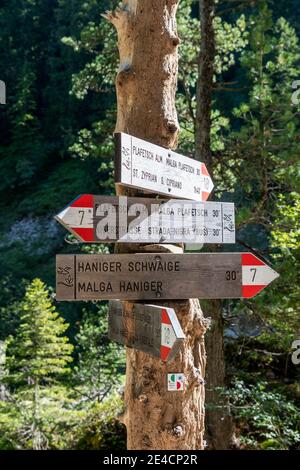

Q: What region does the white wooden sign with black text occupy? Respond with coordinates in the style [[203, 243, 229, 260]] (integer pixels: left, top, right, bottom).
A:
[[115, 133, 214, 201]]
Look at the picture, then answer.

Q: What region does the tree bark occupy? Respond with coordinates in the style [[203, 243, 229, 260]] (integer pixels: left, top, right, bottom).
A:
[[33, 380, 42, 450], [105, 0, 180, 148], [203, 300, 234, 450], [195, 0, 215, 168], [106, 0, 208, 450], [195, 0, 234, 450]]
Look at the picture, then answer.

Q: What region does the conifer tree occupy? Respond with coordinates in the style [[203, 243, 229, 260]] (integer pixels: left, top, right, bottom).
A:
[[6, 278, 73, 387], [5, 278, 73, 449]]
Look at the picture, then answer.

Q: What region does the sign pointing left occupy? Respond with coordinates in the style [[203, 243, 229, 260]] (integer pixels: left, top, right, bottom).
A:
[[108, 300, 185, 362], [55, 195, 235, 244]]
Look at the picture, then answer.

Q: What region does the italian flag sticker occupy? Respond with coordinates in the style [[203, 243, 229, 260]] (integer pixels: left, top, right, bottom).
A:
[[168, 373, 185, 391]]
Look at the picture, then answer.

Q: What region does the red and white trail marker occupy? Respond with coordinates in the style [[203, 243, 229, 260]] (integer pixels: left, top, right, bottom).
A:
[[55, 194, 94, 242], [108, 301, 185, 362], [241, 253, 279, 298], [161, 307, 185, 361]]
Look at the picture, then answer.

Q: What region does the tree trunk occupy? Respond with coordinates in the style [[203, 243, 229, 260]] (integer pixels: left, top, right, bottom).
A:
[[195, 0, 215, 169], [203, 301, 234, 450], [33, 380, 42, 450], [106, 0, 208, 450], [195, 0, 234, 449]]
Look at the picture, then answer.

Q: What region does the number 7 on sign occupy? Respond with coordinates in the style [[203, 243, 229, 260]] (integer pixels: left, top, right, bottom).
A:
[[250, 268, 257, 282], [78, 210, 85, 225], [55, 194, 94, 241], [242, 254, 278, 298]]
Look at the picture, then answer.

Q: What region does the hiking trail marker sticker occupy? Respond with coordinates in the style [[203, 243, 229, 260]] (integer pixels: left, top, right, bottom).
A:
[[167, 373, 185, 391], [115, 132, 214, 201], [108, 300, 185, 362], [56, 252, 279, 301], [55, 194, 235, 244]]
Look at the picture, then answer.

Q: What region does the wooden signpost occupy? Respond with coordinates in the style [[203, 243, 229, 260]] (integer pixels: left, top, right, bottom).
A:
[[56, 252, 279, 301], [115, 132, 214, 201], [108, 300, 185, 362], [55, 194, 235, 244], [52, 1, 282, 450]]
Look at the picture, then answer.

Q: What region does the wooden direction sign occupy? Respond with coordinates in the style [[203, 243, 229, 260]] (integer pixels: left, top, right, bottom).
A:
[[55, 194, 235, 244], [108, 301, 185, 362], [115, 132, 214, 201], [56, 253, 279, 301]]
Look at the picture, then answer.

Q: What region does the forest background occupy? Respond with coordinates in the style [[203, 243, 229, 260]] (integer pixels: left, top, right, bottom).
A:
[[0, 0, 299, 450]]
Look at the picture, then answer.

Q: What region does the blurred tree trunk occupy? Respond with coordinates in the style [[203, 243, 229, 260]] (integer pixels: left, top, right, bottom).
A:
[[106, 0, 208, 450], [203, 301, 234, 449], [196, 0, 215, 169], [195, 0, 234, 450]]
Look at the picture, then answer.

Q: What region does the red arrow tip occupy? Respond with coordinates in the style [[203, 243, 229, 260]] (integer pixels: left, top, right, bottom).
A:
[[202, 191, 211, 201], [160, 346, 171, 361], [242, 285, 266, 298], [162, 308, 172, 325], [71, 194, 93, 208], [72, 227, 95, 242], [242, 253, 265, 266], [201, 163, 210, 176]]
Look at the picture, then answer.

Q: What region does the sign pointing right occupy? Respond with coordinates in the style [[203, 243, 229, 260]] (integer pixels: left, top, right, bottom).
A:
[[241, 253, 279, 298], [108, 301, 185, 362], [56, 252, 279, 301], [115, 132, 214, 201]]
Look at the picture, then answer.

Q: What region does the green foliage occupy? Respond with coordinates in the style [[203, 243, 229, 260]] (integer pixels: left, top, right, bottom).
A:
[[62, 0, 117, 179], [0, 0, 299, 451], [72, 395, 126, 450], [0, 387, 125, 450], [14, 160, 100, 217], [0, 385, 85, 450], [251, 192, 300, 352], [220, 5, 300, 393], [73, 302, 125, 401], [218, 4, 300, 198], [227, 179, 300, 362], [0, 63, 46, 191], [0, 277, 28, 339], [62, 15, 117, 99], [177, 0, 248, 156], [0, 279, 76, 449], [271, 192, 300, 251], [5, 279, 73, 386], [227, 380, 300, 450]]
